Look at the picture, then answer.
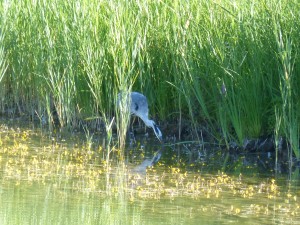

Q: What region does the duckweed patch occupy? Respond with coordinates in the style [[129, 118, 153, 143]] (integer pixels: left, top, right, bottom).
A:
[[0, 125, 300, 224]]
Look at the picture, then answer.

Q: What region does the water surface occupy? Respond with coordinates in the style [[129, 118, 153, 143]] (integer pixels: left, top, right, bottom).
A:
[[0, 123, 299, 224]]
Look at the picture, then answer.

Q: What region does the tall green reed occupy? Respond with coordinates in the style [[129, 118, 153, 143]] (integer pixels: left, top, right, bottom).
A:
[[0, 30, 6, 82], [0, 28, 7, 112], [0, 0, 299, 163], [274, 18, 299, 175]]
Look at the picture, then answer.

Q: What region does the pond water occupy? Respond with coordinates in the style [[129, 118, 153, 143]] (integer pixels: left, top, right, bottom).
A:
[[0, 122, 299, 224]]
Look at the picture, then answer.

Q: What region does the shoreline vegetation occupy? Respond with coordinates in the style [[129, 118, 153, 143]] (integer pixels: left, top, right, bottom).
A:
[[0, 0, 299, 174]]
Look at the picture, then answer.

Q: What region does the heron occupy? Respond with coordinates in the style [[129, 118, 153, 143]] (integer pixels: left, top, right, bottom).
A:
[[118, 92, 163, 142]]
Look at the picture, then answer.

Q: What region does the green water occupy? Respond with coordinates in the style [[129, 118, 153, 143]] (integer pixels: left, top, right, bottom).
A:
[[0, 178, 299, 225], [0, 124, 299, 224]]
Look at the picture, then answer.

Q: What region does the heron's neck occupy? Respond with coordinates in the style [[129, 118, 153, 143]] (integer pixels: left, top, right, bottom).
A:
[[142, 118, 154, 127], [140, 116, 162, 141]]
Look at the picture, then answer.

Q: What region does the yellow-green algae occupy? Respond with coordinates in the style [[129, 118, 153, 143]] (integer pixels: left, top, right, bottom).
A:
[[0, 124, 299, 224]]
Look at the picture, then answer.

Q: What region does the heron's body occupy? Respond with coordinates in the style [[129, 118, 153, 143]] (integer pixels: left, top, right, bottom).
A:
[[118, 92, 162, 141]]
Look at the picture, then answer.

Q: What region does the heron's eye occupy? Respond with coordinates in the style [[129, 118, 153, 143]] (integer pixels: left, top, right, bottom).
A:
[[134, 103, 139, 111]]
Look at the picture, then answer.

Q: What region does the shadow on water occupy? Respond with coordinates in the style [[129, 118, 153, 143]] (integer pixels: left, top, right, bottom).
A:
[[132, 149, 162, 174]]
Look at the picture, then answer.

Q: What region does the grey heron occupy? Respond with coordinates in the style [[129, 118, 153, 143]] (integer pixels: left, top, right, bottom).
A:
[[118, 92, 163, 142]]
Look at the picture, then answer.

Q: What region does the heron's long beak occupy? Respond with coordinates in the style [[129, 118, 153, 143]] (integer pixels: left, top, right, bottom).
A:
[[153, 124, 163, 142]]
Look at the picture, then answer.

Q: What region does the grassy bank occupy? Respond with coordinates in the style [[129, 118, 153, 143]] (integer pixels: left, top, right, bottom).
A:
[[0, 0, 299, 160]]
